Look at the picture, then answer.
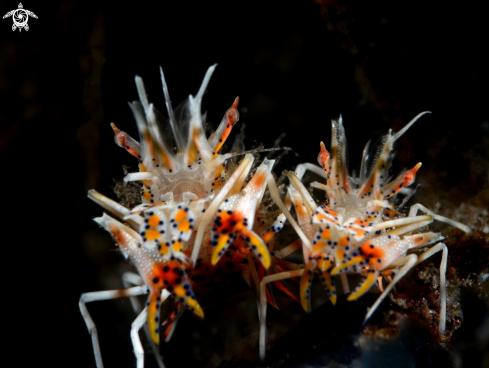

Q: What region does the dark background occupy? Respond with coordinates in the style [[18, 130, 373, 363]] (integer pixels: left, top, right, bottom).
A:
[[1, 0, 488, 367]]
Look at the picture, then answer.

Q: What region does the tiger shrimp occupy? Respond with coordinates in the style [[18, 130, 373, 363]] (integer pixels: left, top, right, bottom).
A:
[[259, 113, 470, 359], [79, 65, 285, 368]]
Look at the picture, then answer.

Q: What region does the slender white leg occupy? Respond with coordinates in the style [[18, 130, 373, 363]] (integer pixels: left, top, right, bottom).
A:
[[122, 273, 166, 368], [122, 272, 145, 313], [364, 254, 417, 323], [79, 286, 149, 368], [377, 243, 448, 333], [131, 307, 153, 368], [131, 307, 165, 368], [413, 242, 448, 333], [294, 162, 328, 180], [122, 272, 144, 286], [386, 218, 434, 237], [373, 215, 433, 232], [259, 269, 304, 360], [439, 243, 448, 334], [408, 203, 470, 233]]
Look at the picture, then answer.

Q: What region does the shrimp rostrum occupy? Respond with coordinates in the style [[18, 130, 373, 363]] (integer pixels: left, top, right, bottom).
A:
[[259, 112, 470, 359]]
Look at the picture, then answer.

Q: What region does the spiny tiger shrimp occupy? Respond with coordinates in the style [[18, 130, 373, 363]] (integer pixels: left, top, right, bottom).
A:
[[79, 65, 288, 368], [259, 113, 470, 359]]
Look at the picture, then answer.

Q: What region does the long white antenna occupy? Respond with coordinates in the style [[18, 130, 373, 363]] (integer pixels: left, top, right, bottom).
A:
[[393, 111, 431, 142], [160, 67, 184, 152]]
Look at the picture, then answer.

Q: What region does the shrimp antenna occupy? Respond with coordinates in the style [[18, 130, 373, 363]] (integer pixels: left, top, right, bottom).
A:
[[393, 111, 431, 142], [221, 146, 294, 160], [160, 67, 184, 153]]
